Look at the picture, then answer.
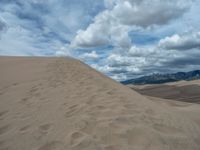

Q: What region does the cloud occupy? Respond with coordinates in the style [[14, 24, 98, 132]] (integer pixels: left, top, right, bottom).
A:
[[92, 50, 151, 80], [0, 17, 7, 35], [72, 17, 110, 48], [93, 30, 200, 81], [0, 0, 104, 55], [80, 51, 99, 61], [55, 45, 72, 57], [110, 0, 189, 27], [127, 46, 156, 57], [158, 32, 200, 50], [71, 0, 190, 49]]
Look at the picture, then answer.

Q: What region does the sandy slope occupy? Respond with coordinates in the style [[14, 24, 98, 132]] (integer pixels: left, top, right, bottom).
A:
[[0, 57, 200, 150], [129, 80, 200, 104]]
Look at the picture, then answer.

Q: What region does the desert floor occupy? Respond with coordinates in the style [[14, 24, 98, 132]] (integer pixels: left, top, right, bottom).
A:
[[128, 80, 200, 104]]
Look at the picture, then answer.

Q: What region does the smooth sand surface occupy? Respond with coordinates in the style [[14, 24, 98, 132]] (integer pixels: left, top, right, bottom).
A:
[[129, 80, 200, 104], [1, 56, 200, 150]]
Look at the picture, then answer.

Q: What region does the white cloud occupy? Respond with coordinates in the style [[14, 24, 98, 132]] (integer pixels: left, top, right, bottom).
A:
[[71, 0, 190, 49], [158, 32, 200, 50], [80, 51, 99, 60], [0, 26, 41, 56], [128, 46, 155, 57], [0, 0, 104, 55], [71, 12, 111, 48], [111, 0, 189, 27], [94, 30, 200, 81], [55, 46, 72, 57], [110, 24, 131, 48]]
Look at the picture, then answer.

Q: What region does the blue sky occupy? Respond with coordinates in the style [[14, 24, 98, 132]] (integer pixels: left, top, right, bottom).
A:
[[0, 0, 200, 81]]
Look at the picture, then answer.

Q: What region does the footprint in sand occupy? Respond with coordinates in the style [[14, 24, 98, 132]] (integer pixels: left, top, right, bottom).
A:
[[63, 102, 68, 106], [96, 105, 106, 110], [0, 140, 9, 150], [0, 140, 5, 147], [0, 110, 8, 118], [0, 124, 10, 135], [19, 125, 30, 132], [38, 141, 66, 150], [69, 131, 86, 145], [145, 109, 155, 115], [21, 97, 29, 102], [107, 90, 115, 95], [123, 104, 137, 109], [39, 123, 52, 132], [65, 104, 80, 118], [12, 83, 19, 86], [74, 120, 88, 130], [28, 85, 41, 97], [86, 98, 94, 105], [68, 132, 102, 150], [152, 123, 183, 135], [32, 124, 52, 140], [104, 145, 121, 150], [30, 86, 38, 93]]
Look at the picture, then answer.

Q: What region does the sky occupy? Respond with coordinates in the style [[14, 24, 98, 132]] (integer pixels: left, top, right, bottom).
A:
[[0, 0, 200, 81]]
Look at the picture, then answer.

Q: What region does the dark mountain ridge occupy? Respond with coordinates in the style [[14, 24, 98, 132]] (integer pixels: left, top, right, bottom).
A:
[[121, 70, 200, 85]]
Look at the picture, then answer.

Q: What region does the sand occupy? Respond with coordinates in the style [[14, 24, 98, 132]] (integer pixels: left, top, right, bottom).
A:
[[166, 80, 200, 86], [129, 80, 200, 104], [0, 56, 200, 150]]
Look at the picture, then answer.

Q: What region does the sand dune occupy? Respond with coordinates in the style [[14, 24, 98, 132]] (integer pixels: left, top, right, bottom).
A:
[[0, 56, 200, 150], [129, 80, 200, 104]]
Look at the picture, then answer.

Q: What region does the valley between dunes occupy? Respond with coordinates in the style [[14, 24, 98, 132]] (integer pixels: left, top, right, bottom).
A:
[[0, 57, 200, 150]]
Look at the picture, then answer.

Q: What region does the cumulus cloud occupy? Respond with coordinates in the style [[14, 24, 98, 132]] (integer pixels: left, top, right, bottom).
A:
[[92, 48, 153, 80], [94, 30, 200, 81], [80, 51, 99, 60], [72, 15, 110, 48], [159, 32, 200, 50], [111, 0, 189, 27], [127, 46, 156, 57], [71, 0, 190, 49], [0, 0, 104, 55], [55, 46, 72, 57]]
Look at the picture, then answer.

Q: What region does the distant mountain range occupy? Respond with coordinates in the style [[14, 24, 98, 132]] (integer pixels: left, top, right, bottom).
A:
[[121, 70, 200, 85]]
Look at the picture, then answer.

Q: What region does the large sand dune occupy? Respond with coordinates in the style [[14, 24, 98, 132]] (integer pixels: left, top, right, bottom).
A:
[[0, 57, 200, 150], [129, 80, 200, 104]]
